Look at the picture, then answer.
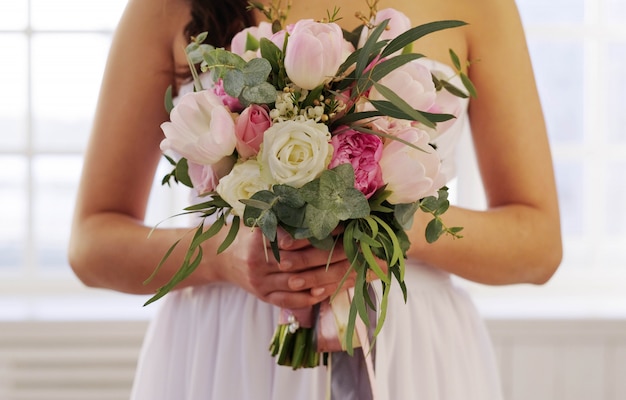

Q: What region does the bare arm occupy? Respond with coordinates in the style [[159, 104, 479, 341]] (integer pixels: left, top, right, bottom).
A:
[[406, 0, 562, 285], [68, 0, 352, 307]]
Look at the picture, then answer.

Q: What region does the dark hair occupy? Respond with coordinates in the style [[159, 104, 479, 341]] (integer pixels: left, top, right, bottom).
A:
[[184, 0, 257, 48]]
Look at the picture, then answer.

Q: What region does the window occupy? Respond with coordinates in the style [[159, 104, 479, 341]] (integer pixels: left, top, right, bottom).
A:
[[459, 0, 626, 315], [0, 0, 624, 315]]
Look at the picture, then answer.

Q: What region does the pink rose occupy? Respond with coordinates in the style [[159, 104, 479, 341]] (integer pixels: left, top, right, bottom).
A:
[[235, 104, 271, 159], [188, 156, 236, 196], [213, 79, 243, 113], [329, 127, 384, 198], [379, 127, 445, 204], [284, 20, 344, 89], [160, 90, 237, 166]]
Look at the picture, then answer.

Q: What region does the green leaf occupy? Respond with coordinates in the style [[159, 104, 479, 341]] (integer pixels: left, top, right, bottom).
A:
[[217, 216, 240, 253], [370, 83, 436, 128], [274, 202, 305, 228], [367, 99, 455, 124], [243, 57, 273, 86], [274, 185, 305, 208], [373, 280, 390, 337], [245, 31, 260, 52], [449, 48, 461, 70], [174, 158, 193, 188], [356, 19, 390, 77], [224, 69, 245, 98], [258, 209, 278, 241], [440, 79, 469, 98], [202, 48, 246, 80], [381, 20, 468, 59], [425, 218, 444, 243], [460, 72, 478, 98], [164, 85, 174, 114], [304, 203, 340, 240], [259, 38, 282, 70], [360, 241, 390, 283], [342, 25, 365, 49], [360, 53, 424, 92], [335, 41, 387, 78], [241, 82, 277, 105], [331, 163, 356, 188], [394, 202, 420, 229]]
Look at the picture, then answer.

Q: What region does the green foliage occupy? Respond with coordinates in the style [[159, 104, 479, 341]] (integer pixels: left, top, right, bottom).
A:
[[161, 156, 193, 188]]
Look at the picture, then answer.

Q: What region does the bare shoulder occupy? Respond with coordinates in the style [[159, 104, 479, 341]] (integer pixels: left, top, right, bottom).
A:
[[113, 0, 191, 78]]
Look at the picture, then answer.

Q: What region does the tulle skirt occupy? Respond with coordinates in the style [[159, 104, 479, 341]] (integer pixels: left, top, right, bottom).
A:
[[131, 261, 502, 400]]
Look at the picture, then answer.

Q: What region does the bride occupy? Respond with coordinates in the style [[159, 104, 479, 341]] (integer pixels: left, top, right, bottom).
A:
[[68, 0, 562, 399]]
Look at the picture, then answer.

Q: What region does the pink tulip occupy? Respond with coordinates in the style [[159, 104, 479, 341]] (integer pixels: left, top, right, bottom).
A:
[[160, 90, 237, 166], [358, 8, 412, 54], [188, 156, 236, 195], [235, 104, 271, 159], [284, 20, 344, 89], [379, 127, 445, 204], [230, 21, 274, 56], [329, 127, 384, 198]]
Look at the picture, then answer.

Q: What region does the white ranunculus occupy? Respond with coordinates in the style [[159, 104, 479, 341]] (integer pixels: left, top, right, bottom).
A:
[[258, 120, 333, 188], [215, 160, 271, 216]]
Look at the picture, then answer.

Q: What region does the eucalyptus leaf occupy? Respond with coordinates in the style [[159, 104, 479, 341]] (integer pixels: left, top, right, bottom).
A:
[[425, 218, 444, 243], [274, 201, 306, 228], [394, 202, 420, 229], [331, 163, 356, 187], [243, 58, 273, 86], [258, 209, 278, 241], [224, 69, 245, 98], [304, 203, 340, 239], [241, 82, 277, 105], [203, 48, 246, 79], [274, 184, 305, 208]]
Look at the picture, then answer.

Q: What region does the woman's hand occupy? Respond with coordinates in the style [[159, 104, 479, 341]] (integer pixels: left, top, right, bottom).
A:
[[215, 226, 355, 309]]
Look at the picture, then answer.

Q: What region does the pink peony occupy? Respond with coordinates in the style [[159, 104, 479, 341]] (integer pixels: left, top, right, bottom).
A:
[[213, 79, 243, 113], [235, 104, 271, 159], [379, 126, 445, 204], [188, 156, 236, 196], [358, 8, 412, 55], [160, 90, 237, 166], [329, 127, 384, 198], [365, 60, 437, 113]]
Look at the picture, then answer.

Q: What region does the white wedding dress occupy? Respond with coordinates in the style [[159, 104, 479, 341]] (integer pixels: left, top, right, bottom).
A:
[[130, 60, 503, 400]]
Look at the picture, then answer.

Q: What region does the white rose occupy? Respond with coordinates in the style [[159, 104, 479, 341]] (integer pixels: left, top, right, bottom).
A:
[[215, 160, 271, 216], [258, 120, 333, 188]]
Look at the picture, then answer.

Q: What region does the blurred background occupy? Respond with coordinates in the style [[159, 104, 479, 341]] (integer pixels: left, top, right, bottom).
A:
[[0, 0, 625, 399]]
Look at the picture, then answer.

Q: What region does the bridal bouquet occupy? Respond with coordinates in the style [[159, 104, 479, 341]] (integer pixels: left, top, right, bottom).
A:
[[145, 1, 473, 369]]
